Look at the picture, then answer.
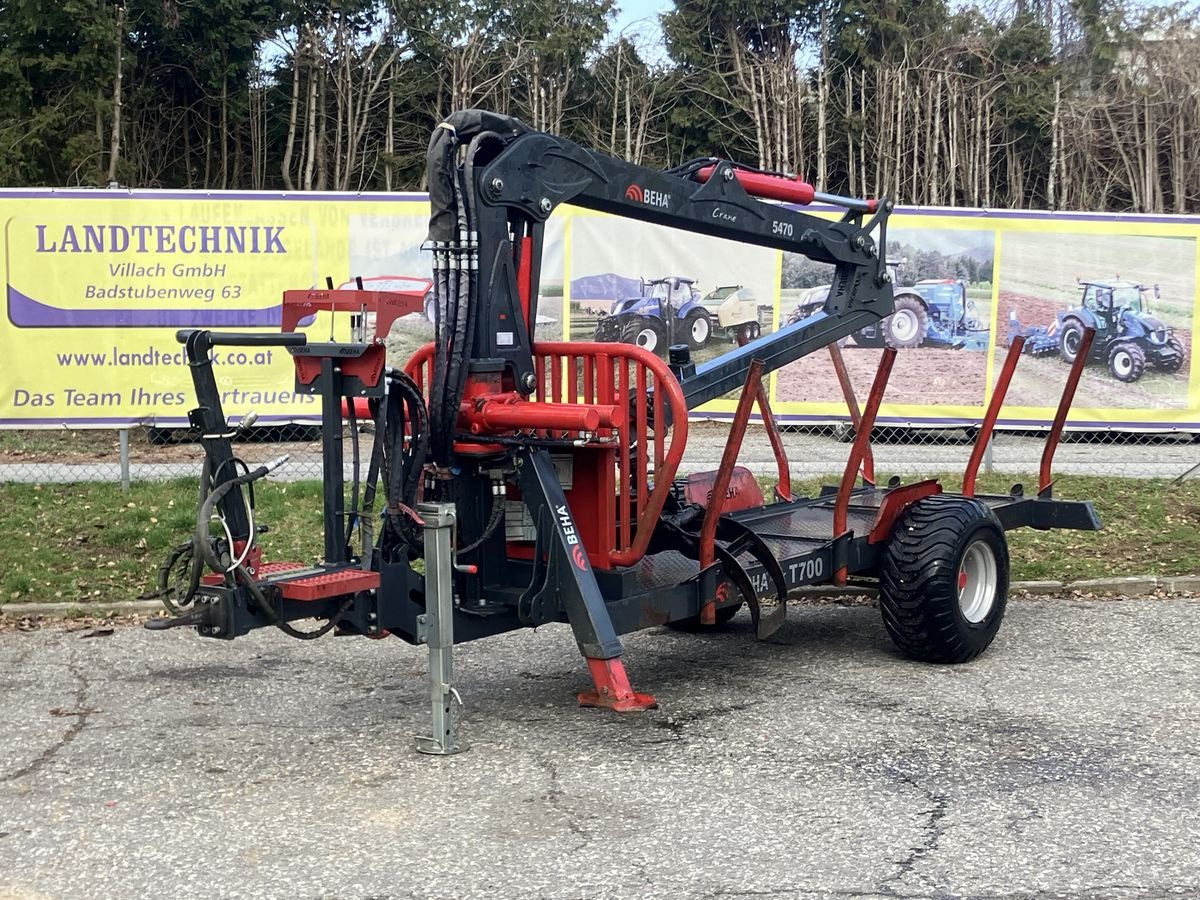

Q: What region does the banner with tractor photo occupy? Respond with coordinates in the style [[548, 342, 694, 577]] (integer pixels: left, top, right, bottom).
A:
[[1, 189, 1197, 430], [566, 206, 1200, 429]]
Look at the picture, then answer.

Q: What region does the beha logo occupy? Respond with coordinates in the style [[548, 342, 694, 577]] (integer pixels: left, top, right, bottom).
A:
[[571, 544, 588, 570], [624, 183, 671, 208]]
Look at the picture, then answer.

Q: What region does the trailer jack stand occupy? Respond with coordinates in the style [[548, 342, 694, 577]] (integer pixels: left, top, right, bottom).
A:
[[415, 502, 469, 756], [578, 658, 658, 712]]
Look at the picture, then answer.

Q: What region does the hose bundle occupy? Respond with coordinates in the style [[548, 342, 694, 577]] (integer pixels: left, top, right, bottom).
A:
[[425, 110, 528, 465], [376, 369, 429, 562]]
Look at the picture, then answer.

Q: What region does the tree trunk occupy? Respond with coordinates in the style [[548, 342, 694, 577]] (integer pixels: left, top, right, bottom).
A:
[[106, 3, 126, 184], [281, 36, 303, 191]]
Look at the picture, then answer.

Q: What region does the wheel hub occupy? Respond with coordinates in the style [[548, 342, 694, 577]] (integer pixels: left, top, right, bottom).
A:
[[892, 310, 918, 342], [958, 540, 998, 624]]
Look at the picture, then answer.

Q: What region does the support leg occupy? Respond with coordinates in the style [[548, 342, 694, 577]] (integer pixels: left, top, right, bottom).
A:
[[578, 658, 658, 712], [415, 502, 468, 755], [517, 449, 656, 711]]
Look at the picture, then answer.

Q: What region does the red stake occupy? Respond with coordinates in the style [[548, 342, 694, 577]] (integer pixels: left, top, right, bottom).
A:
[[833, 348, 896, 584], [963, 335, 1025, 497], [1040, 327, 1096, 496], [735, 329, 791, 501], [698, 359, 765, 624], [828, 342, 875, 485]]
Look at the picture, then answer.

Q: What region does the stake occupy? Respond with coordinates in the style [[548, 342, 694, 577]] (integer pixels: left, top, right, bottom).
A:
[[1040, 328, 1095, 497], [963, 335, 1024, 496]]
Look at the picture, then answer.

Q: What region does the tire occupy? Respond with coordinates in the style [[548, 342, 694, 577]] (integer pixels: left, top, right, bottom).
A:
[[621, 319, 665, 354], [666, 601, 744, 631], [1059, 320, 1084, 364], [879, 495, 1010, 664], [1107, 341, 1145, 383], [882, 295, 928, 349], [683, 310, 712, 349], [1157, 335, 1187, 374], [424, 296, 437, 323]]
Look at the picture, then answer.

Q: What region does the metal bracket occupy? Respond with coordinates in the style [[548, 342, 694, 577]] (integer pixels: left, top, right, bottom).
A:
[[414, 502, 469, 756]]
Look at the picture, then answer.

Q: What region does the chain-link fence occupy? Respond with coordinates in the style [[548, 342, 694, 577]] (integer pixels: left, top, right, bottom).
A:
[[1, 421, 1197, 487]]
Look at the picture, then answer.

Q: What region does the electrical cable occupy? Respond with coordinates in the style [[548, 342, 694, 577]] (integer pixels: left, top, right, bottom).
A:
[[233, 563, 352, 641], [455, 481, 505, 556]]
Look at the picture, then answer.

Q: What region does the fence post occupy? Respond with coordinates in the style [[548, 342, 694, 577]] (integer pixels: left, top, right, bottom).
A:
[[119, 428, 131, 491], [983, 433, 994, 476]]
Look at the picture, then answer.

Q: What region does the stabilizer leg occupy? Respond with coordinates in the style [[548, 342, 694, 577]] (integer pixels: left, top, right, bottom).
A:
[[415, 502, 469, 755], [578, 658, 658, 712], [517, 449, 656, 712]]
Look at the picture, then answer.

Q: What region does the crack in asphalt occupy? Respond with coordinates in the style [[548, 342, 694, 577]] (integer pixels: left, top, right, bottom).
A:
[[655, 702, 754, 736], [876, 772, 952, 897], [1, 663, 94, 784], [538, 754, 592, 854]]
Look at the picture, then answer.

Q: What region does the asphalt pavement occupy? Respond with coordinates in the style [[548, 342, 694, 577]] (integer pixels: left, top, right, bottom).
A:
[[1, 597, 1198, 900]]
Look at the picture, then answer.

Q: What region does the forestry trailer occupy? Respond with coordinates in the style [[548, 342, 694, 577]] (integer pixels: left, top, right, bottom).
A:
[[147, 110, 1100, 753]]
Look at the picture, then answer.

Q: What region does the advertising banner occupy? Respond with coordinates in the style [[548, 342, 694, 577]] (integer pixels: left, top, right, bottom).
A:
[[2, 189, 1198, 429], [566, 206, 1200, 429]]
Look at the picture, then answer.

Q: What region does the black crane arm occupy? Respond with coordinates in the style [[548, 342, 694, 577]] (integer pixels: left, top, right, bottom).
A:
[[424, 110, 894, 439]]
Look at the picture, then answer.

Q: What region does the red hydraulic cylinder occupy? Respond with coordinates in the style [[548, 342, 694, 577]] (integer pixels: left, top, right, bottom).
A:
[[695, 165, 816, 205], [460, 393, 624, 435], [694, 165, 880, 212]]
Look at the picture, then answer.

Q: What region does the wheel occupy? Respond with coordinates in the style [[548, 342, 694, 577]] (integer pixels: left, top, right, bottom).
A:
[[1157, 335, 1187, 374], [735, 322, 761, 345], [879, 495, 1010, 664], [882, 295, 928, 349], [1058, 320, 1084, 363], [621, 319, 665, 354], [683, 310, 712, 349], [666, 602, 744, 631], [424, 295, 437, 322], [1107, 341, 1145, 382]]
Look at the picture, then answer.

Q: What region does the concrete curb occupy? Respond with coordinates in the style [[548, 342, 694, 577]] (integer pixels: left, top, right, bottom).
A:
[[2, 575, 1198, 619]]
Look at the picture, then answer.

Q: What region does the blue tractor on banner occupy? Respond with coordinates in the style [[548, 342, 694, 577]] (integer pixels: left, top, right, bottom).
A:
[[592, 276, 710, 353], [591, 275, 764, 353], [789, 262, 988, 350], [1007, 278, 1186, 383]]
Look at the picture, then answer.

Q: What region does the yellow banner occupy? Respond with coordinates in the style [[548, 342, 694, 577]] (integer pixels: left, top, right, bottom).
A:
[[0, 192, 429, 426]]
